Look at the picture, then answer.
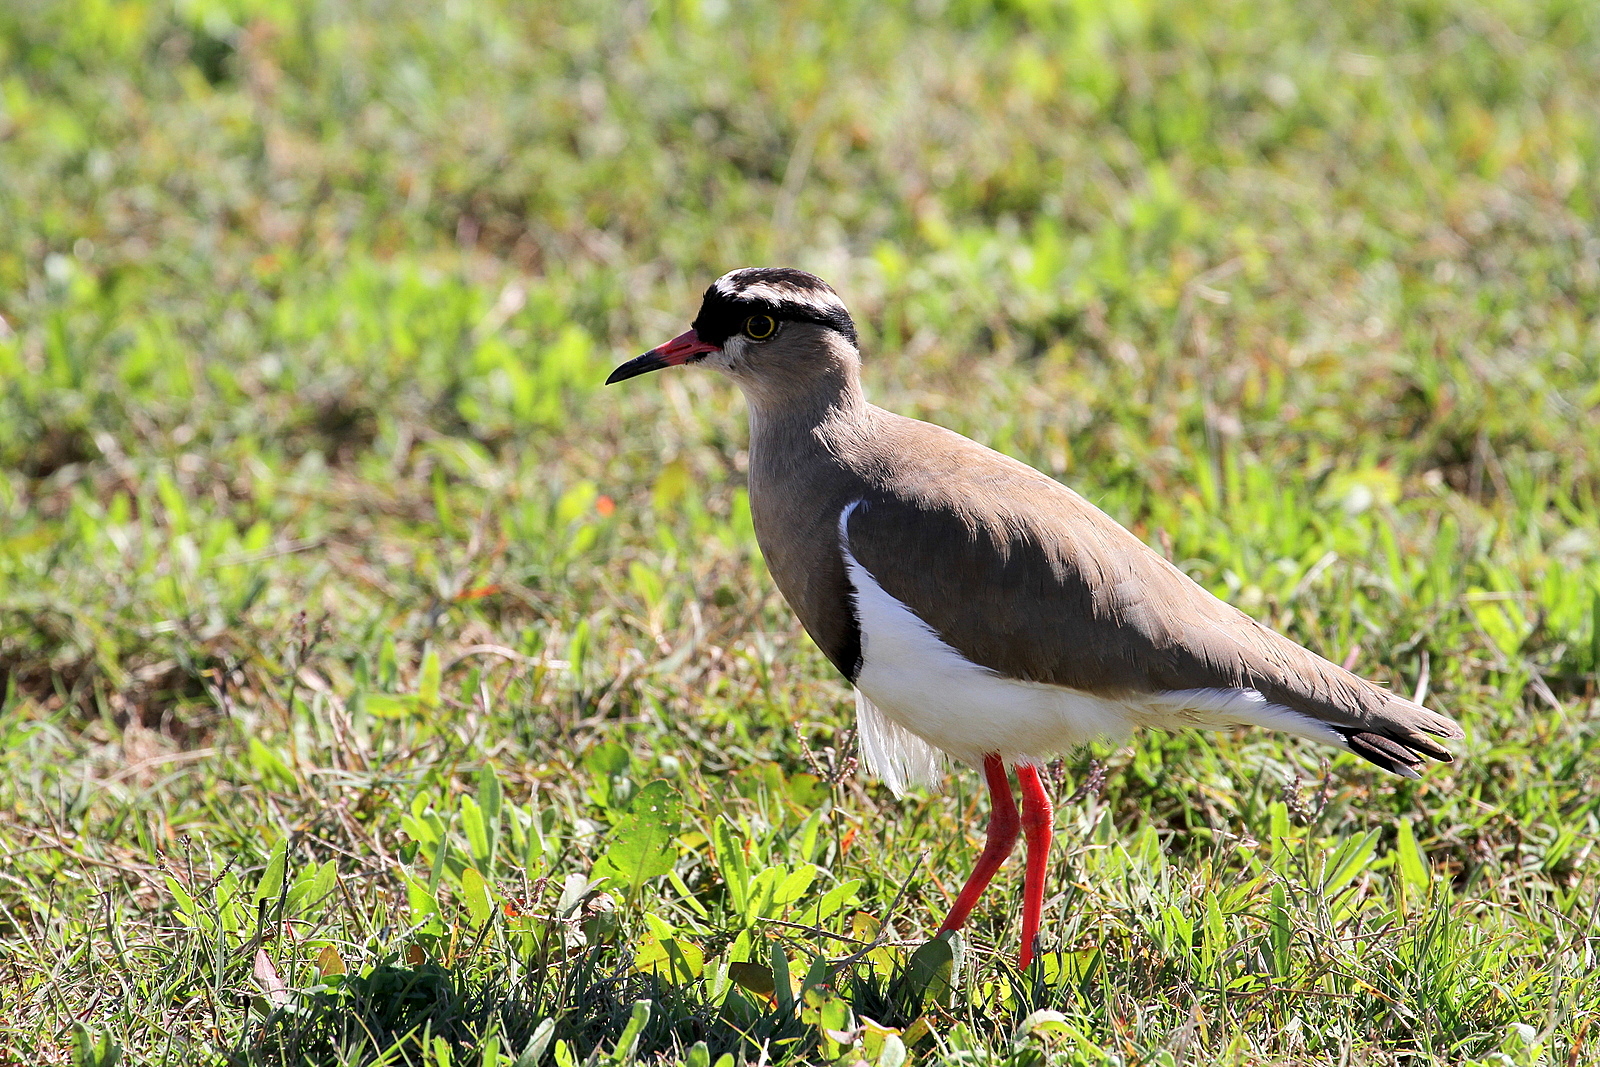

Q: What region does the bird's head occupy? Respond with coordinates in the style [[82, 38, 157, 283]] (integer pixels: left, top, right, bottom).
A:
[[606, 268, 860, 401]]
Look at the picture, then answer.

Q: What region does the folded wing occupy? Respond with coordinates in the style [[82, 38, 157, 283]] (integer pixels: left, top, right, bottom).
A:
[[842, 418, 1462, 776]]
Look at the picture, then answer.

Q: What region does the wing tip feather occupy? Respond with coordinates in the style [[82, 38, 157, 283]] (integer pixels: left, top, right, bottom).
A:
[[1340, 695, 1465, 777]]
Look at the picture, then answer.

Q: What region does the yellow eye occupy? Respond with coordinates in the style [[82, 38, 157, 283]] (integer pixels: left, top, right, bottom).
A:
[[743, 315, 777, 340]]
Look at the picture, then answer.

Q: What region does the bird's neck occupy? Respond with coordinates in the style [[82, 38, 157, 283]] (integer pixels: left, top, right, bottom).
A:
[[738, 362, 876, 680], [745, 377, 867, 451], [738, 338, 871, 460]]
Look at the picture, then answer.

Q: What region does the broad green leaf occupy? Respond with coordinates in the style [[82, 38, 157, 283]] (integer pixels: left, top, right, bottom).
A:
[[1160, 903, 1192, 954], [1268, 801, 1291, 860], [860, 1018, 904, 1063], [377, 635, 399, 688], [610, 1000, 652, 1065], [770, 940, 794, 1015], [712, 817, 751, 916], [808, 878, 864, 923], [478, 767, 503, 839], [73, 1022, 122, 1067], [255, 838, 287, 903], [567, 620, 591, 679], [248, 738, 296, 789], [668, 868, 710, 918], [166, 876, 198, 925], [418, 646, 441, 707], [1269, 882, 1291, 977], [728, 961, 775, 997], [365, 693, 419, 719], [460, 866, 493, 927], [219, 895, 244, 936], [1395, 818, 1430, 893], [287, 860, 337, 913], [803, 982, 856, 1060], [593, 780, 681, 899], [743, 866, 780, 923], [585, 741, 631, 777], [555, 480, 597, 526], [773, 865, 817, 907], [514, 1019, 556, 1067], [510, 803, 545, 867], [406, 876, 442, 933], [584, 741, 631, 810], [400, 810, 445, 850], [634, 933, 705, 983], [629, 560, 665, 610], [315, 944, 346, 977], [427, 826, 452, 895], [796, 807, 828, 864], [895, 935, 955, 1011], [461, 796, 490, 865], [851, 911, 881, 943]]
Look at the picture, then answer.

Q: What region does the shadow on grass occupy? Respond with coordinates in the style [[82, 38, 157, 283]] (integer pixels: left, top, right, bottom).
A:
[[232, 937, 993, 1066]]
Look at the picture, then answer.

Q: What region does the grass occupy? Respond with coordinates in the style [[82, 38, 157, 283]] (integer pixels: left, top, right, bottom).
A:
[[2, 0, 1599, 1062]]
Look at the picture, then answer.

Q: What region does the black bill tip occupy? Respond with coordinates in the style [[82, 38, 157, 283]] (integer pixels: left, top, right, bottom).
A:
[[605, 351, 669, 385], [606, 328, 720, 385]]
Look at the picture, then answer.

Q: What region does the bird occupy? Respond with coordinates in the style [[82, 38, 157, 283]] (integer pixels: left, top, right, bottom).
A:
[[606, 267, 1464, 970]]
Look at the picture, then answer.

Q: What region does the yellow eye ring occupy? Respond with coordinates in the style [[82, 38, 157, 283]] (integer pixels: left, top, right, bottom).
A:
[[743, 315, 777, 340]]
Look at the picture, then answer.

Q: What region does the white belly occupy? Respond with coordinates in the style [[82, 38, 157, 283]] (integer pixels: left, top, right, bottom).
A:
[[836, 501, 1343, 794]]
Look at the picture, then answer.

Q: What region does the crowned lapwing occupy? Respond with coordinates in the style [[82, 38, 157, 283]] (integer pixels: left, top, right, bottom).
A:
[[607, 267, 1463, 969]]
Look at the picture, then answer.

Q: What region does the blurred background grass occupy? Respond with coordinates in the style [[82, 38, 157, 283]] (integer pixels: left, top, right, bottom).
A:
[[2, 0, 1599, 1064]]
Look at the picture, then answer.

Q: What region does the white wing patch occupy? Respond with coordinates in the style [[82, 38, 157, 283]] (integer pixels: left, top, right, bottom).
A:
[[1141, 687, 1347, 747], [835, 500, 1352, 786]]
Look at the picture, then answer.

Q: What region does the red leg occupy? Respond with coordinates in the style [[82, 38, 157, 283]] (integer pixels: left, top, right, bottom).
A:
[[1015, 763, 1054, 970], [938, 754, 1019, 934]]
